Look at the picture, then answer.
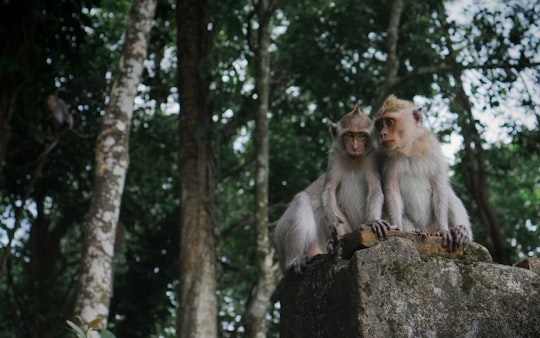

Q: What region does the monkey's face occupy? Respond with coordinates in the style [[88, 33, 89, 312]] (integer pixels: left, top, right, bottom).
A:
[[375, 107, 423, 155], [374, 113, 403, 150], [341, 130, 368, 157], [332, 106, 372, 158]]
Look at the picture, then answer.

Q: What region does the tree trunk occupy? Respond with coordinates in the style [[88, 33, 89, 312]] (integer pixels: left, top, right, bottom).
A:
[[453, 88, 510, 264], [373, 0, 405, 111], [244, 1, 281, 337], [434, 2, 510, 264], [74, 0, 156, 328], [176, 0, 218, 337]]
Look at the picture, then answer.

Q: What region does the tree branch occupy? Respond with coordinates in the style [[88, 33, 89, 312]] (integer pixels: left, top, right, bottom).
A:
[[390, 61, 540, 93]]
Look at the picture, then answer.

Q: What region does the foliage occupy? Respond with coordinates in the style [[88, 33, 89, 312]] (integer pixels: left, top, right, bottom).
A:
[[476, 130, 540, 261], [67, 317, 117, 338], [0, 0, 539, 337]]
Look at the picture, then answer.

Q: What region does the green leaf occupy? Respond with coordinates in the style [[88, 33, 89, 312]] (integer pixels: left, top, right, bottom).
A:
[[100, 329, 117, 338], [66, 320, 86, 338]]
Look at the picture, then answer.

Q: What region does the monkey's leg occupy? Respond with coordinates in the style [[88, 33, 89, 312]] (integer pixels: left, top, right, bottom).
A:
[[414, 229, 430, 239], [326, 220, 340, 254]]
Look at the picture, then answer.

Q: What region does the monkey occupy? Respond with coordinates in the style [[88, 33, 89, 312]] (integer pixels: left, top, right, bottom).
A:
[[34, 95, 74, 163], [274, 105, 390, 274], [46, 94, 73, 135], [373, 95, 473, 250], [323, 105, 389, 240]]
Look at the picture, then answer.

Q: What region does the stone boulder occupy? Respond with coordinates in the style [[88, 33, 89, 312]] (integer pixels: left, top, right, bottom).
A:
[[277, 231, 540, 337]]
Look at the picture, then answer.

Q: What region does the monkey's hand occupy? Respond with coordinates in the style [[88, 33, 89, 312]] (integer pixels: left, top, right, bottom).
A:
[[451, 225, 470, 247], [369, 219, 391, 239]]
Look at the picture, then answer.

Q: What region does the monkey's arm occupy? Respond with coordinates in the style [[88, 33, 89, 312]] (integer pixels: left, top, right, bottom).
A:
[[365, 159, 384, 221], [432, 180, 450, 230], [364, 160, 391, 238], [430, 160, 453, 248], [321, 172, 352, 237], [384, 166, 404, 231]]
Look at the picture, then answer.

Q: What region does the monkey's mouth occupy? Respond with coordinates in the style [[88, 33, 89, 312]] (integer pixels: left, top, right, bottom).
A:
[[348, 151, 364, 157], [382, 140, 396, 148]]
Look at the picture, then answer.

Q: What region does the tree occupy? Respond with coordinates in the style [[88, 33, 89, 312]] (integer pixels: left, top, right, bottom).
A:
[[483, 130, 540, 261], [243, 1, 282, 337], [176, 0, 218, 336], [74, 0, 157, 327], [0, 1, 123, 336], [432, 0, 539, 264], [1, 1, 539, 336]]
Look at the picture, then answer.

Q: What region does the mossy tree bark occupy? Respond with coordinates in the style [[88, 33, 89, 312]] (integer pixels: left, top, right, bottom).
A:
[[74, 0, 157, 328]]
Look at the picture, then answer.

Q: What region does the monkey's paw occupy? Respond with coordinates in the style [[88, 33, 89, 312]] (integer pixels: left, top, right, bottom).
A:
[[369, 219, 391, 239]]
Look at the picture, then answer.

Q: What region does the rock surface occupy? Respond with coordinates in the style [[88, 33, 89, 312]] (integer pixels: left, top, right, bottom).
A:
[[278, 234, 540, 337]]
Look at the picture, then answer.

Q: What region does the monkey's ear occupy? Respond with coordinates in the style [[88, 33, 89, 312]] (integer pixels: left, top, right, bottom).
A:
[[413, 107, 424, 124], [329, 122, 338, 138]]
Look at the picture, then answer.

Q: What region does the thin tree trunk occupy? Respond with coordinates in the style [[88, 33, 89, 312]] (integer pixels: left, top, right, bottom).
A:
[[74, 0, 156, 327], [244, 1, 281, 337], [176, 0, 218, 337], [372, 0, 405, 112], [434, 2, 510, 264], [454, 86, 510, 264]]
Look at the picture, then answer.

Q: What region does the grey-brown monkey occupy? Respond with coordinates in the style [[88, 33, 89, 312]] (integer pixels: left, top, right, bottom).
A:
[[275, 105, 389, 274], [373, 95, 473, 250]]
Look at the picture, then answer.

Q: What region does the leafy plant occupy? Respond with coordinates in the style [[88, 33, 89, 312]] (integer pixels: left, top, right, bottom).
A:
[[66, 317, 116, 338]]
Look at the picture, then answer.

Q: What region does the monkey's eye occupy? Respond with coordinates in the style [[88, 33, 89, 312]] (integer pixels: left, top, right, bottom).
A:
[[375, 121, 383, 130], [344, 132, 354, 139], [385, 118, 395, 126]]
